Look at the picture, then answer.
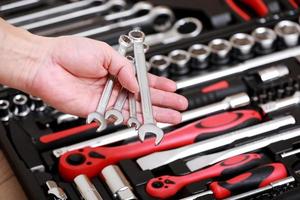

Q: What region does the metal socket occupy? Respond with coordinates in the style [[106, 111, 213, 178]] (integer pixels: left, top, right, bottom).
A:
[[0, 100, 10, 121], [168, 49, 191, 75], [252, 27, 277, 54], [74, 175, 103, 200], [230, 33, 255, 60], [30, 95, 46, 112], [149, 55, 171, 76], [102, 165, 137, 200], [208, 39, 232, 65], [188, 44, 211, 69], [257, 65, 289, 82], [13, 94, 30, 117], [274, 20, 300, 47]]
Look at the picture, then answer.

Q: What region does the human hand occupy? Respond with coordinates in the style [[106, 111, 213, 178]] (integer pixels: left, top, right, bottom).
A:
[[25, 36, 188, 124]]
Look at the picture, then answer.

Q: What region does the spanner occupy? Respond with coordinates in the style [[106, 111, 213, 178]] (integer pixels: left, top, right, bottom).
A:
[[21, 0, 126, 30], [86, 35, 132, 132], [7, 0, 104, 25], [144, 17, 202, 47], [75, 6, 175, 37], [129, 30, 164, 145]]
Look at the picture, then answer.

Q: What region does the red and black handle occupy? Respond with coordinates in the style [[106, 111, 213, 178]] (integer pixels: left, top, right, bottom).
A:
[[59, 110, 261, 181], [226, 0, 269, 21], [146, 153, 263, 199], [182, 79, 247, 109], [210, 163, 288, 199]]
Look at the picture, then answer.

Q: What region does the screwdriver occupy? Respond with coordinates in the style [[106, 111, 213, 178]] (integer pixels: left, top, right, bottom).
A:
[[146, 153, 263, 199], [181, 163, 288, 200]]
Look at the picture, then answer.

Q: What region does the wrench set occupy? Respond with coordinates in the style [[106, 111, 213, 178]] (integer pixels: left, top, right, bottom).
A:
[[4, 0, 300, 200]]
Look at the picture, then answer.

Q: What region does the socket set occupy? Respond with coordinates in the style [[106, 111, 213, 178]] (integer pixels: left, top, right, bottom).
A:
[[3, 0, 300, 200]]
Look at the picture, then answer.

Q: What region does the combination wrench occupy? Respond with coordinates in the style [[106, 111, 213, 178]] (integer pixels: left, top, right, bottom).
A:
[[129, 30, 164, 145], [75, 6, 175, 37], [86, 35, 131, 132], [104, 1, 153, 21], [144, 17, 202, 47], [105, 56, 134, 126], [0, 0, 40, 12], [7, 0, 104, 25], [21, 0, 126, 31]]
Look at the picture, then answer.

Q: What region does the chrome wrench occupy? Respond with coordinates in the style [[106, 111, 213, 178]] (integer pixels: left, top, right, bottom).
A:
[[21, 0, 126, 30], [75, 6, 175, 37], [53, 93, 251, 157], [129, 30, 164, 145], [0, 0, 40, 12], [86, 35, 131, 132], [7, 0, 103, 25], [104, 1, 153, 21], [144, 17, 202, 47], [137, 115, 295, 170]]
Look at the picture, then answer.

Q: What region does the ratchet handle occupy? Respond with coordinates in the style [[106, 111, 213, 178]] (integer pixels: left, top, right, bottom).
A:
[[183, 79, 246, 109], [146, 153, 263, 199], [59, 110, 261, 181], [210, 163, 288, 199]]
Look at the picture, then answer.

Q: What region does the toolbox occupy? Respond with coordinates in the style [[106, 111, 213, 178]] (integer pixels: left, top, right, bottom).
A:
[[2, 0, 300, 199]]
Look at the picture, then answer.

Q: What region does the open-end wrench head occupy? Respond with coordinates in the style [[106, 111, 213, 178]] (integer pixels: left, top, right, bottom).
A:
[[138, 124, 164, 145], [86, 112, 107, 132], [104, 109, 124, 126], [127, 118, 141, 129], [129, 30, 145, 43]]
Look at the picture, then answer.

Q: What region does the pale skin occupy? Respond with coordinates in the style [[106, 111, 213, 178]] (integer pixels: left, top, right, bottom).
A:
[[0, 18, 188, 124]]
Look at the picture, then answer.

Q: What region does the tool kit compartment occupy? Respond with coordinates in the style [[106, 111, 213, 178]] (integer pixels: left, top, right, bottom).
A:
[[2, 0, 300, 199]]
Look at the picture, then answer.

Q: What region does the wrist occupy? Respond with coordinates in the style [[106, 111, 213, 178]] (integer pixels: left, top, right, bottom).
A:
[[0, 19, 51, 93]]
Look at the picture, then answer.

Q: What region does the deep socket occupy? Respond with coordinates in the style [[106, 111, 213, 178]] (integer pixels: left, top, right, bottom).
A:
[[30, 95, 46, 112], [274, 20, 300, 47], [252, 27, 277, 54], [168, 49, 191, 75], [0, 100, 10, 121], [230, 33, 255, 60], [208, 38, 232, 65], [149, 55, 171, 76], [13, 94, 30, 117], [188, 44, 211, 69]]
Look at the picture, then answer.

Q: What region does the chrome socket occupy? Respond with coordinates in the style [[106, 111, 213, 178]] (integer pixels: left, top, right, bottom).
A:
[[274, 20, 300, 47], [149, 55, 171, 76], [188, 44, 211, 69], [168, 49, 191, 75], [13, 94, 30, 117], [230, 33, 255, 60], [0, 100, 11, 122], [74, 175, 103, 200], [252, 27, 277, 54], [30, 95, 46, 112], [208, 39, 232, 65]]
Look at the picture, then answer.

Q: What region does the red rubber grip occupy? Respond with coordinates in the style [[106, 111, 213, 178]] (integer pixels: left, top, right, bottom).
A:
[[146, 153, 262, 199], [226, 0, 269, 21], [59, 110, 261, 181], [210, 163, 288, 199], [39, 122, 98, 143]]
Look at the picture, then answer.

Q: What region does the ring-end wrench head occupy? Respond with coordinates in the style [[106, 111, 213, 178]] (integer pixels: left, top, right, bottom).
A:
[[104, 109, 124, 126], [86, 112, 107, 132], [127, 118, 141, 129], [119, 35, 133, 48], [129, 30, 145, 43], [138, 124, 164, 145]]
